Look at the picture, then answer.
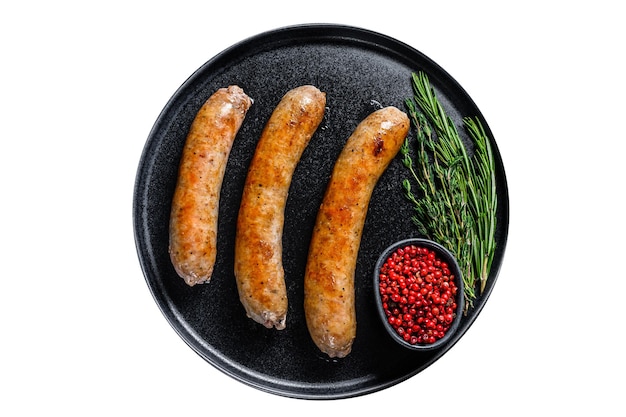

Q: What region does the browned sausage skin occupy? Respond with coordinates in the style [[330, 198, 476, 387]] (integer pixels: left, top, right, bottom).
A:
[[235, 85, 326, 330], [169, 85, 252, 286], [304, 106, 410, 357]]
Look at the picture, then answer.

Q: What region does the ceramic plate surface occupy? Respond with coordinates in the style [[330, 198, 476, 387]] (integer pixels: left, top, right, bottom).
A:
[[133, 24, 509, 399]]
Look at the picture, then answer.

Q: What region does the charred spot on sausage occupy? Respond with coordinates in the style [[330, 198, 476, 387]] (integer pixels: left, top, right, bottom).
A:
[[373, 135, 384, 156]]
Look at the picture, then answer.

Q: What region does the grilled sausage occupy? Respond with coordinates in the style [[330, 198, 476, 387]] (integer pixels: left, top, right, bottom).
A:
[[169, 85, 252, 286], [235, 85, 326, 329], [304, 106, 409, 357]]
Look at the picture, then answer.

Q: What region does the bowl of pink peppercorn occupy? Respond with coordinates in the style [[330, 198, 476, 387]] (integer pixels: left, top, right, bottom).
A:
[[373, 238, 464, 351]]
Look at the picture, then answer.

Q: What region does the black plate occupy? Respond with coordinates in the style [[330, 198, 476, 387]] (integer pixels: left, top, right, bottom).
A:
[[133, 24, 509, 400]]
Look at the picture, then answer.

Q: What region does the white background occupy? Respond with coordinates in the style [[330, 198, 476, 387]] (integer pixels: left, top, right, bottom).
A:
[[2, 1, 624, 415]]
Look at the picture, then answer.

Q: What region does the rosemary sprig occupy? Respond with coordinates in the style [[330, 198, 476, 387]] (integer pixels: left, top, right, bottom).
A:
[[402, 71, 497, 312]]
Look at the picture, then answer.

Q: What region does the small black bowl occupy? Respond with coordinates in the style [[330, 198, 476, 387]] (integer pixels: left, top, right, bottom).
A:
[[373, 238, 464, 351]]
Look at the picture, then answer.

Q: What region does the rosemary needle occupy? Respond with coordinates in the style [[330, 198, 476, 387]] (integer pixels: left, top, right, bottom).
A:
[[402, 71, 497, 312]]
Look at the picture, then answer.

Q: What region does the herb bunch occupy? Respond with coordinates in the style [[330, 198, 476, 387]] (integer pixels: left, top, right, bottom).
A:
[[400, 71, 497, 312]]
